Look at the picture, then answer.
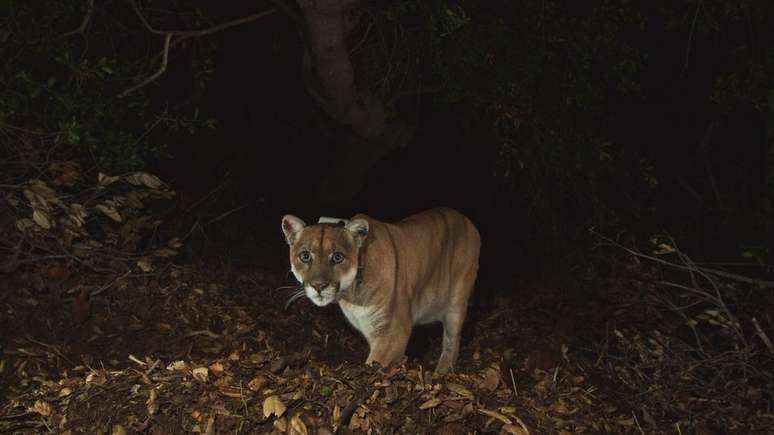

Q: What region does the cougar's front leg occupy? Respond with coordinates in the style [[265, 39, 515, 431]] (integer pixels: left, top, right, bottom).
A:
[[365, 326, 411, 369]]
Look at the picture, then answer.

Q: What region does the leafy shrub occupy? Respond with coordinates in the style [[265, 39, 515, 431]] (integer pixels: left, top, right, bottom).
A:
[[0, 0, 216, 174]]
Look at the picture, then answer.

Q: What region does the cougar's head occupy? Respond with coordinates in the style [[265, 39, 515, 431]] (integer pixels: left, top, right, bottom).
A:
[[281, 215, 369, 306]]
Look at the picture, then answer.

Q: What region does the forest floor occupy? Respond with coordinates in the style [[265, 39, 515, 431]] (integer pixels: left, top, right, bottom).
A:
[[1, 241, 772, 434]]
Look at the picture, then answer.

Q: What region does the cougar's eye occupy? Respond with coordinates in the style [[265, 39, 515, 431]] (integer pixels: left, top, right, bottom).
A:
[[331, 252, 345, 264], [298, 251, 312, 263]]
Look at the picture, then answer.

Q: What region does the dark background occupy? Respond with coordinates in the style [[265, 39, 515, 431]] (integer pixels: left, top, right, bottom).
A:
[[147, 1, 772, 290], [3, 0, 771, 287]]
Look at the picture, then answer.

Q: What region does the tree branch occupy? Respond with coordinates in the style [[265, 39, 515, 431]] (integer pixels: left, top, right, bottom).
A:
[[119, 1, 277, 97], [118, 33, 171, 98], [60, 0, 95, 38], [682, 0, 703, 75], [128, 0, 277, 37]]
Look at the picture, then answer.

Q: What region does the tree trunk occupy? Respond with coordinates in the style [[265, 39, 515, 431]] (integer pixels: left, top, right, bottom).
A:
[[296, 0, 415, 203]]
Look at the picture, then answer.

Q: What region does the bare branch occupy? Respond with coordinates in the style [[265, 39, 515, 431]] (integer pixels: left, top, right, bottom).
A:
[[128, 0, 277, 37], [170, 8, 278, 38], [590, 228, 774, 289], [120, 1, 277, 97], [752, 317, 774, 354], [682, 0, 703, 75], [118, 33, 172, 98], [60, 0, 95, 38]]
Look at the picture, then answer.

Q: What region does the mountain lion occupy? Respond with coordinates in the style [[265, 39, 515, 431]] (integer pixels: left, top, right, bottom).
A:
[[281, 208, 480, 374]]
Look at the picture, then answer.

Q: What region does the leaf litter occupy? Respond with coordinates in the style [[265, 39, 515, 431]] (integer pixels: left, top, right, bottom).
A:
[[1, 171, 772, 434]]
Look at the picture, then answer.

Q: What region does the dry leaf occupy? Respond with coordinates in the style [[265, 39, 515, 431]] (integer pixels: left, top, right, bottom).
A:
[[50, 161, 81, 187], [126, 172, 162, 189], [86, 370, 108, 385], [248, 375, 268, 391], [192, 367, 209, 383], [124, 192, 145, 209], [446, 383, 475, 401], [16, 218, 35, 233], [32, 400, 53, 417], [349, 408, 370, 431], [70, 203, 89, 226], [274, 417, 288, 432], [209, 362, 224, 376], [23, 189, 45, 209], [263, 395, 287, 418], [124, 173, 143, 186], [98, 172, 121, 187], [137, 257, 153, 272], [289, 414, 309, 435], [479, 366, 501, 392], [140, 172, 163, 189], [331, 404, 342, 429], [502, 412, 531, 435], [479, 409, 512, 425], [383, 385, 399, 404], [419, 398, 441, 409], [550, 399, 577, 415], [533, 375, 554, 398], [32, 209, 51, 229], [111, 424, 128, 435], [95, 204, 122, 222], [147, 389, 159, 415], [501, 424, 529, 435], [28, 179, 59, 201], [204, 416, 215, 435], [167, 360, 188, 371]]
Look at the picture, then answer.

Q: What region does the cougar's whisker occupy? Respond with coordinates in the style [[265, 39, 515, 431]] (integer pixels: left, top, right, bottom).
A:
[[284, 287, 306, 309], [274, 285, 300, 292]]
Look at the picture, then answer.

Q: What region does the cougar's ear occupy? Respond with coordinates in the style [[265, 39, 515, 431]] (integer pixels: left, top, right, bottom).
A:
[[281, 215, 306, 245], [345, 218, 369, 247]]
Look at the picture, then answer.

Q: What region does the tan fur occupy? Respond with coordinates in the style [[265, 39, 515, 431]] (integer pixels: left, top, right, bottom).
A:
[[281, 208, 480, 374]]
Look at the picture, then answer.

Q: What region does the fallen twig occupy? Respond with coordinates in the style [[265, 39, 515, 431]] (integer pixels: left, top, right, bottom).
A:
[[752, 317, 774, 355], [590, 228, 774, 289], [337, 386, 374, 433], [90, 269, 132, 297], [204, 204, 249, 227]]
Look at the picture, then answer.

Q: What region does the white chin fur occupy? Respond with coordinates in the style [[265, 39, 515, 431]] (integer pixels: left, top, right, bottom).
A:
[[305, 286, 335, 306]]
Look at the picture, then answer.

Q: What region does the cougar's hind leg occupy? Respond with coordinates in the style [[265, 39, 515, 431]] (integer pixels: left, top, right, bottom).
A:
[[436, 309, 465, 374], [436, 266, 477, 374]]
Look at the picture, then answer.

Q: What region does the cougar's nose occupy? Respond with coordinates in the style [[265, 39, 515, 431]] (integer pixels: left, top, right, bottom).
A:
[[310, 280, 329, 293]]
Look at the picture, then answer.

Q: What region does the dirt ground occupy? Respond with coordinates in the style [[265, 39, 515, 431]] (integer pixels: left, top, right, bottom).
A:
[[1, 247, 772, 434]]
